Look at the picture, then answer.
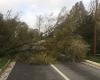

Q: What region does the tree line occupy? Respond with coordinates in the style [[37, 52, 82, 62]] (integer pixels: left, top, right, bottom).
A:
[[0, 11, 41, 58], [0, 0, 100, 63], [40, 0, 100, 62]]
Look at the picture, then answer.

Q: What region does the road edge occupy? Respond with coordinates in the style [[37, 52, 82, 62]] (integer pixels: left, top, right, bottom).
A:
[[0, 59, 11, 76], [84, 60, 100, 69], [0, 60, 16, 80]]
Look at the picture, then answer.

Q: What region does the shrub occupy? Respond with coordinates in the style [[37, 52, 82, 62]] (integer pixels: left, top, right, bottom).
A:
[[15, 52, 32, 63], [30, 52, 57, 64], [68, 38, 89, 62]]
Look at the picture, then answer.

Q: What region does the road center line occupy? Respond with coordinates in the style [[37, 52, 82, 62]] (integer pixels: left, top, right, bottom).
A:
[[50, 64, 70, 80]]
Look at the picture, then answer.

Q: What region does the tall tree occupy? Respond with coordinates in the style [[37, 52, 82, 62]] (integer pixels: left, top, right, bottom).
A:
[[44, 1, 89, 62], [0, 12, 39, 57], [89, 0, 100, 54]]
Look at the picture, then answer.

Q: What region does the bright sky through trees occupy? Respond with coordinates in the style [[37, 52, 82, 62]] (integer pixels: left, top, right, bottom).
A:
[[0, 0, 91, 28]]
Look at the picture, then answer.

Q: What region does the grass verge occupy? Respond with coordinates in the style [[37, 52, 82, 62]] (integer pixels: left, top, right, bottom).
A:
[[87, 55, 100, 63], [0, 57, 9, 69]]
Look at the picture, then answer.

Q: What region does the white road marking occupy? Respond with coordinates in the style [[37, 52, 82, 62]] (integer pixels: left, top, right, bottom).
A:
[[51, 64, 70, 80]]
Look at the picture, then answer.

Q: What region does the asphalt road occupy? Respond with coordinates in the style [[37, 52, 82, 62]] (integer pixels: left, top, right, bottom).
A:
[[7, 62, 100, 80], [55, 62, 100, 80], [7, 62, 63, 80]]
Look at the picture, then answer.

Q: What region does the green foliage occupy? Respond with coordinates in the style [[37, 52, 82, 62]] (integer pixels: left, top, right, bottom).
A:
[[29, 52, 57, 64], [87, 53, 100, 63], [15, 52, 32, 63], [96, 2, 100, 54], [0, 0, 100, 63], [43, 1, 89, 62], [0, 57, 9, 68], [67, 37, 88, 62], [0, 12, 40, 57]]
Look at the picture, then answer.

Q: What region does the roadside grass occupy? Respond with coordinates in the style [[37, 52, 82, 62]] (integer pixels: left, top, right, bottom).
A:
[[87, 54, 100, 63], [0, 57, 9, 69]]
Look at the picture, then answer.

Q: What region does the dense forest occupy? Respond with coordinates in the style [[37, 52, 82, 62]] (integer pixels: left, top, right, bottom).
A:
[[0, 0, 100, 63]]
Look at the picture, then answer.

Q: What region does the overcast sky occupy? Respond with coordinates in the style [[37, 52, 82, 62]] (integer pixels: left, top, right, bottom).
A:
[[0, 0, 91, 29]]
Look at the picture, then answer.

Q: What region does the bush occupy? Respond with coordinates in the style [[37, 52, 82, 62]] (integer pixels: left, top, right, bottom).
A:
[[15, 52, 32, 63], [67, 38, 89, 62], [29, 52, 57, 64]]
